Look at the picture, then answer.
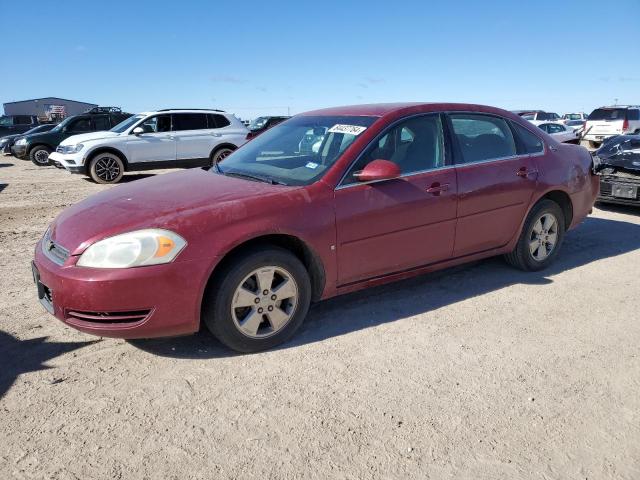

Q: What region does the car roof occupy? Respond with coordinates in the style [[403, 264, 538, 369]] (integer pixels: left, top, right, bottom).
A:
[[145, 109, 228, 114], [300, 102, 517, 118]]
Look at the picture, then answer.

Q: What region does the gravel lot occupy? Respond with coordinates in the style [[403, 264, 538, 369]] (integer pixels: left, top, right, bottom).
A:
[[1, 158, 639, 480]]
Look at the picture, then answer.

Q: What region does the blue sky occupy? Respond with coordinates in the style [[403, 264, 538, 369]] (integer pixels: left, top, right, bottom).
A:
[[1, 0, 639, 119]]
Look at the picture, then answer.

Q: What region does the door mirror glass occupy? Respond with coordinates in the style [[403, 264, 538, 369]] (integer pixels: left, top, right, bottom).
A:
[[354, 159, 401, 183]]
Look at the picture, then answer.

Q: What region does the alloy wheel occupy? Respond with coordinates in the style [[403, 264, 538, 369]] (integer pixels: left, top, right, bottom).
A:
[[529, 213, 558, 261], [231, 266, 298, 338], [95, 156, 121, 182], [34, 149, 50, 164]]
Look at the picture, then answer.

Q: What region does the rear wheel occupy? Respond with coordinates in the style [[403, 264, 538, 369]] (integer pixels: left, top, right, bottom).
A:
[[210, 146, 236, 165], [88, 153, 124, 184], [203, 247, 311, 353], [505, 199, 565, 271], [29, 146, 52, 166]]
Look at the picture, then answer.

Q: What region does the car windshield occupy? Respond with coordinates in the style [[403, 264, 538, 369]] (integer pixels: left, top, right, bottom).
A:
[[520, 113, 535, 120], [588, 108, 627, 121], [51, 116, 75, 132], [25, 124, 52, 135], [248, 117, 268, 131], [217, 115, 377, 186], [111, 114, 144, 133], [0, 117, 12, 126], [566, 120, 585, 126], [565, 113, 582, 120]]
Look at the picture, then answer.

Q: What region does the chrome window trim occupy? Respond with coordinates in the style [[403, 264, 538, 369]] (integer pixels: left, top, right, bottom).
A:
[[335, 110, 546, 191]]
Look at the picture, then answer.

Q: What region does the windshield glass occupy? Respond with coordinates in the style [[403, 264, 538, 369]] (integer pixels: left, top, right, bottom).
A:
[[588, 108, 627, 121], [566, 120, 585, 126], [0, 117, 13, 126], [217, 115, 377, 186], [51, 116, 75, 132], [111, 114, 144, 133], [565, 113, 582, 120]]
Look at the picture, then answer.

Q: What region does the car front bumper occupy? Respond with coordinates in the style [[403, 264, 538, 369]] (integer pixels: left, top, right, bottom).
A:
[[11, 144, 27, 159], [597, 174, 640, 206], [48, 151, 85, 173], [33, 240, 217, 339]]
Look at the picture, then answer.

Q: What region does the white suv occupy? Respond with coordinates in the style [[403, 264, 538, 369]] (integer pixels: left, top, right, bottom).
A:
[[49, 109, 249, 183], [582, 106, 640, 149]]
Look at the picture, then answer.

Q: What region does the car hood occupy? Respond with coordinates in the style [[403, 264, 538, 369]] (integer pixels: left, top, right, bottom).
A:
[[0, 133, 21, 141], [59, 131, 120, 145], [593, 135, 640, 174], [50, 168, 297, 255]]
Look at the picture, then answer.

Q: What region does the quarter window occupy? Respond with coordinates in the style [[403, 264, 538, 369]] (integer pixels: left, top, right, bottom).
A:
[[511, 123, 544, 154], [342, 114, 445, 185], [173, 113, 208, 131], [449, 114, 517, 163], [207, 114, 230, 128]]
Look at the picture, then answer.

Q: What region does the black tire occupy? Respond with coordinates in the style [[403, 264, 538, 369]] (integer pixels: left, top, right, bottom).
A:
[[29, 145, 52, 166], [210, 145, 236, 165], [505, 199, 566, 271], [203, 247, 311, 353], [88, 153, 124, 184]]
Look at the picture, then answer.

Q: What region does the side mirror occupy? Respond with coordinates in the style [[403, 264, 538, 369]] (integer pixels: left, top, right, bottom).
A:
[[132, 127, 144, 135], [354, 159, 401, 183]]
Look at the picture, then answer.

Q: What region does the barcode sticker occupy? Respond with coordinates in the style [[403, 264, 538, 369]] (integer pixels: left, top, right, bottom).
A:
[[327, 124, 367, 136]]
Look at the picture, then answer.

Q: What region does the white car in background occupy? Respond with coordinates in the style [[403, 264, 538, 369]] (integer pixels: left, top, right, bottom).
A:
[[581, 106, 640, 150], [513, 110, 562, 126], [48, 109, 249, 183], [537, 122, 580, 144], [561, 112, 587, 123]]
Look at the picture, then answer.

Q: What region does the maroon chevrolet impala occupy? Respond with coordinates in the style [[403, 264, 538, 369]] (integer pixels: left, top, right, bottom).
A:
[[33, 103, 598, 352]]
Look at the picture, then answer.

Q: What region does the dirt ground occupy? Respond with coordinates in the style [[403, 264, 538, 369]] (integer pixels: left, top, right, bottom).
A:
[[0, 157, 639, 480]]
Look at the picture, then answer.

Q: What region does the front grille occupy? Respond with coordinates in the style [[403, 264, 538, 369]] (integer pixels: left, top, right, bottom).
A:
[[42, 230, 70, 265], [599, 179, 612, 196], [65, 309, 152, 324]]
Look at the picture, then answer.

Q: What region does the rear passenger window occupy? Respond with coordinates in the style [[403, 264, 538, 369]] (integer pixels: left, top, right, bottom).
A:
[[511, 123, 544, 154], [207, 114, 230, 128], [449, 114, 517, 163], [173, 113, 208, 131], [628, 109, 640, 121]]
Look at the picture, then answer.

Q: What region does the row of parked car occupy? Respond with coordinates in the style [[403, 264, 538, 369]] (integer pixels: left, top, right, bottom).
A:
[[0, 107, 289, 183]]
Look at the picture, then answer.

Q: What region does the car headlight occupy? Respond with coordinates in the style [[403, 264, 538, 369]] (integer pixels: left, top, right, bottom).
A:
[[15, 138, 27, 145], [77, 229, 187, 268], [59, 144, 84, 154]]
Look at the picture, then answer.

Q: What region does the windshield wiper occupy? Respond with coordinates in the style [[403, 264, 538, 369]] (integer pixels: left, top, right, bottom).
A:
[[223, 171, 288, 186]]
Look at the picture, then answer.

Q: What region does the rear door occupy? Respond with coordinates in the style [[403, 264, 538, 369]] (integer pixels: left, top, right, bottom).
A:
[[448, 113, 540, 257], [173, 113, 213, 163], [334, 114, 457, 285], [125, 114, 176, 164], [91, 115, 111, 132]]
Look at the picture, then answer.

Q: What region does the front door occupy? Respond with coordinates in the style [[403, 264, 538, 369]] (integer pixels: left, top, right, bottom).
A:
[[126, 114, 176, 164], [334, 114, 457, 286], [447, 113, 539, 257]]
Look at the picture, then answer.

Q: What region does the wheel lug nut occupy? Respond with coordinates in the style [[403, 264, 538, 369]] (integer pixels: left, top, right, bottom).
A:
[[258, 307, 263, 313], [271, 294, 277, 300], [263, 290, 269, 295], [254, 298, 260, 304], [268, 306, 273, 312]]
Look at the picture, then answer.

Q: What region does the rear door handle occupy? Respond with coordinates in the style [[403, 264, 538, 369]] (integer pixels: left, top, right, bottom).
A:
[[516, 167, 538, 178], [426, 182, 450, 195]]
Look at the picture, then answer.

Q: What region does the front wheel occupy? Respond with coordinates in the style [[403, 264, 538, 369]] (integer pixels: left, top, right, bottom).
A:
[[30, 146, 52, 166], [505, 199, 566, 271], [203, 247, 311, 353], [88, 153, 124, 184]]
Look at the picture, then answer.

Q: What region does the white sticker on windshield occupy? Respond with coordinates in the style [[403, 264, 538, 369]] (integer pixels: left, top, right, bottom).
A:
[[327, 124, 367, 136], [305, 162, 319, 169]]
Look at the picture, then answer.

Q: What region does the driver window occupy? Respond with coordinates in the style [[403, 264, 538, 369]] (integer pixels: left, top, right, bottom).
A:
[[68, 118, 92, 133], [138, 115, 172, 134], [341, 114, 444, 185]]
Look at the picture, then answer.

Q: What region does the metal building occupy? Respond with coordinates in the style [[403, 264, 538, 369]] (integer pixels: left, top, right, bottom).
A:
[[3, 97, 98, 121]]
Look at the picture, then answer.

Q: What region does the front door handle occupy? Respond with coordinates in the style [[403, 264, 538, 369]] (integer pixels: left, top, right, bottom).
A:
[[516, 167, 538, 178], [426, 182, 450, 195]]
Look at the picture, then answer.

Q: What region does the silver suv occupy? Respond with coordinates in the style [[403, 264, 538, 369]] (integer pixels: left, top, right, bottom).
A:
[[582, 106, 640, 149], [48, 109, 249, 183]]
